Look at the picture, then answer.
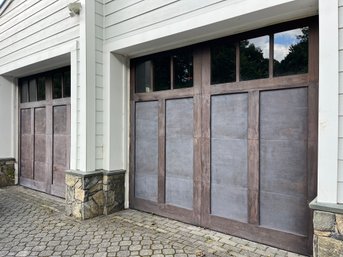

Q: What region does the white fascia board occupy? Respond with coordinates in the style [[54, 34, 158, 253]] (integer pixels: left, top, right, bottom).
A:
[[104, 0, 318, 56], [317, 0, 339, 204]]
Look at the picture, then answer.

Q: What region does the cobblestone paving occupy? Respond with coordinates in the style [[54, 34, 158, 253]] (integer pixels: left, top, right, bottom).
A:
[[0, 186, 307, 257]]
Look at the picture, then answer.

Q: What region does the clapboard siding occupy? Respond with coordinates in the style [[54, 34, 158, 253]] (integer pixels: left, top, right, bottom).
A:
[[338, 1, 343, 203], [104, 0, 226, 40], [105, 0, 143, 15], [0, 0, 30, 26], [95, 0, 105, 169], [0, 0, 80, 71], [105, 0, 178, 26]]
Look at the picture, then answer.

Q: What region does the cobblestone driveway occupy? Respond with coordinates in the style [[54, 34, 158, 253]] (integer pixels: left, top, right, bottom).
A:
[[0, 186, 306, 257]]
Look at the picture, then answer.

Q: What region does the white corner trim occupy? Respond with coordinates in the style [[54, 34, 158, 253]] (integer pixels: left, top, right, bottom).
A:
[[317, 0, 339, 204]]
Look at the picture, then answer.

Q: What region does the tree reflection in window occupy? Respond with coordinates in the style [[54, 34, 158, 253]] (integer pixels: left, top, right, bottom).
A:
[[211, 43, 236, 84], [173, 51, 193, 89], [240, 36, 269, 81], [274, 27, 308, 77]]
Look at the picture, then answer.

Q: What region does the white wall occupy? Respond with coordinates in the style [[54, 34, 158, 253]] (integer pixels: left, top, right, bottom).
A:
[[0, 76, 15, 158]]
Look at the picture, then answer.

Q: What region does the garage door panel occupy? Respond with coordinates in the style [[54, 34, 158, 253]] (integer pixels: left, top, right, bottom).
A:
[[53, 105, 67, 134], [260, 192, 308, 236], [211, 94, 248, 139], [34, 135, 46, 162], [20, 109, 31, 134], [53, 135, 67, 165], [211, 184, 248, 222], [20, 135, 33, 160], [211, 138, 248, 187], [166, 176, 193, 209], [135, 101, 159, 202], [34, 108, 46, 134], [34, 161, 47, 182], [166, 98, 193, 210], [135, 174, 158, 201], [211, 93, 248, 222], [20, 159, 33, 179], [260, 140, 307, 196], [260, 88, 308, 236]]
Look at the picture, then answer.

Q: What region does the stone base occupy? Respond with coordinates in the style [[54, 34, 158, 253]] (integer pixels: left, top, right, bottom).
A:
[[310, 199, 343, 257], [66, 170, 125, 220], [0, 158, 15, 187]]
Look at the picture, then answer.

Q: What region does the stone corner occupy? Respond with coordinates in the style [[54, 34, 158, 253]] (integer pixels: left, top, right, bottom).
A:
[[0, 158, 15, 188], [65, 169, 125, 219]]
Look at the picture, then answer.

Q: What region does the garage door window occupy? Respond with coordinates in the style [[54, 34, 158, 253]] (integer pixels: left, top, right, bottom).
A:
[[135, 49, 193, 93], [210, 26, 308, 84]]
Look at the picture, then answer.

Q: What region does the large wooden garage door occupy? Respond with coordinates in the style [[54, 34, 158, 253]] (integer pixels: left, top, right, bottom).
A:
[[130, 18, 318, 255], [19, 67, 71, 198]]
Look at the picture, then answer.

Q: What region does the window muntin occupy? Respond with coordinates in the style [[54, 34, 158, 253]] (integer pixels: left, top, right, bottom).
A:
[[134, 49, 193, 93]]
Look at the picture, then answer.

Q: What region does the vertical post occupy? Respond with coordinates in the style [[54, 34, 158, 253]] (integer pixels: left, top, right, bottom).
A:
[[248, 91, 260, 225]]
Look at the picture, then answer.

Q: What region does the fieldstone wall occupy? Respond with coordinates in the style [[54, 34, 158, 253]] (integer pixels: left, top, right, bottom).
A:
[[0, 158, 15, 187], [66, 170, 125, 220], [313, 210, 343, 256], [103, 170, 125, 215]]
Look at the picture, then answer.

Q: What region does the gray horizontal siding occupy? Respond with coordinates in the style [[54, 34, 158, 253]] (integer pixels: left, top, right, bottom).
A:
[[0, 0, 80, 72], [104, 0, 227, 41]]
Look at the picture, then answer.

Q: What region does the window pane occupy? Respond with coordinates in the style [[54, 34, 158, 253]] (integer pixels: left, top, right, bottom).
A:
[[37, 77, 45, 101], [29, 79, 37, 102], [211, 43, 236, 84], [153, 56, 171, 91], [273, 27, 308, 77], [240, 36, 269, 81], [63, 70, 71, 97], [173, 51, 193, 89], [53, 73, 63, 99], [135, 60, 152, 93], [20, 80, 29, 103]]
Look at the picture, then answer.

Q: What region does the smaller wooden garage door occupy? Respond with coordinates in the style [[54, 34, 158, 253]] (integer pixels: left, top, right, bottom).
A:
[[19, 67, 71, 198]]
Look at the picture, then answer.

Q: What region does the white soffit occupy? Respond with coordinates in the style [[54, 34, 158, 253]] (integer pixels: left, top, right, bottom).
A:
[[106, 0, 318, 57]]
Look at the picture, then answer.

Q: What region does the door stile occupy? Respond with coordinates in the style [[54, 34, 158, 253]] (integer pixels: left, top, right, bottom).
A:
[[200, 47, 211, 226], [129, 64, 136, 207], [193, 49, 203, 224], [31, 108, 35, 180], [157, 99, 166, 204], [247, 91, 260, 225], [45, 77, 53, 194]]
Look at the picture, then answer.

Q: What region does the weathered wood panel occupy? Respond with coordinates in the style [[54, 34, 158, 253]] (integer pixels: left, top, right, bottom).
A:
[[135, 101, 159, 202], [165, 98, 194, 210], [211, 93, 248, 222], [260, 88, 308, 235]]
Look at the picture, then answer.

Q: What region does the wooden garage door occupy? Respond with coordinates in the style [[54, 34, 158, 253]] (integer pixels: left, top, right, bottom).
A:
[[19, 67, 71, 198], [130, 18, 318, 255]]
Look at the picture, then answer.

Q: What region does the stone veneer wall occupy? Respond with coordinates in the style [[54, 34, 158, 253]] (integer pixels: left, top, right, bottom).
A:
[[311, 200, 343, 257], [66, 170, 125, 220], [0, 158, 15, 187]]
